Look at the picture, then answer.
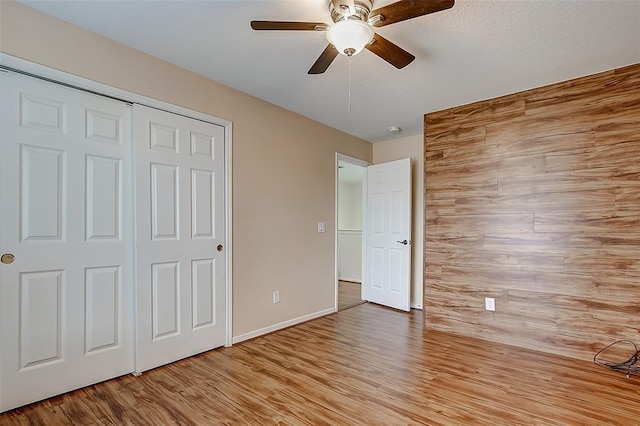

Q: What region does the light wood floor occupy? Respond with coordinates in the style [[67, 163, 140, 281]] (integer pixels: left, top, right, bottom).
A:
[[2, 303, 639, 425], [337, 280, 365, 311]]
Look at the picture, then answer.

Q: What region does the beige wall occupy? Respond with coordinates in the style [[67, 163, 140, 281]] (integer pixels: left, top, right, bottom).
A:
[[373, 134, 424, 309], [0, 1, 373, 338]]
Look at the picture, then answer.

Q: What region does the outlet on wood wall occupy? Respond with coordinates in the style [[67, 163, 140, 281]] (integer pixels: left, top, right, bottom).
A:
[[424, 64, 640, 361]]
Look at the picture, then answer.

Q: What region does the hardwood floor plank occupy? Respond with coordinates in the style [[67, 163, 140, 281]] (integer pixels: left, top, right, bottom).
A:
[[2, 303, 640, 425], [338, 280, 365, 311]]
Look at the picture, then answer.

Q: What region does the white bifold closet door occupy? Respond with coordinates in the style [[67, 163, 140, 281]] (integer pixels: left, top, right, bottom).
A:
[[134, 105, 226, 373], [0, 72, 134, 412]]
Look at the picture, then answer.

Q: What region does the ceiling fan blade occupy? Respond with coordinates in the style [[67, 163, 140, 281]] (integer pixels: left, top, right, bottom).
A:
[[365, 33, 415, 69], [332, 0, 357, 16], [308, 44, 340, 74], [369, 0, 454, 27], [251, 21, 327, 31]]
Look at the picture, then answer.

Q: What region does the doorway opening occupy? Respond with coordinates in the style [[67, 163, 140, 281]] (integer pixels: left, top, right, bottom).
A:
[[336, 154, 369, 311]]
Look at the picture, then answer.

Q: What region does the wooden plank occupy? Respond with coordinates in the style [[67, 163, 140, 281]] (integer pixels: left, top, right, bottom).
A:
[[454, 189, 616, 215], [545, 140, 640, 173], [437, 265, 593, 296], [533, 211, 640, 233], [483, 232, 640, 253], [492, 129, 595, 158], [425, 177, 498, 199], [426, 213, 534, 233], [497, 168, 622, 196], [425, 197, 456, 218], [427, 154, 547, 180], [614, 187, 640, 211], [563, 250, 640, 277]]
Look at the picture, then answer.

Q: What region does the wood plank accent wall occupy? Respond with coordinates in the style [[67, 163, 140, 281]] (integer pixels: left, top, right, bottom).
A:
[[423, 64, 640, 361]]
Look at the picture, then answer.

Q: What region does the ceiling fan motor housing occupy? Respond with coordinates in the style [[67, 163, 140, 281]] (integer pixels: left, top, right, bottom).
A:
[[330, 0, 374, 23]]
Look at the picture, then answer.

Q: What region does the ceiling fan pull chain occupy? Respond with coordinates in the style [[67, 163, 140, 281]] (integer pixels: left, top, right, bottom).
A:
[[348, 55, 352, 112]]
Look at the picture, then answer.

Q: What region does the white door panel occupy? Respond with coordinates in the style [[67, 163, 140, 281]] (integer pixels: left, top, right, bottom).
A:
[[364, 158, 412, 311], [134, 105, 226, 373], [0, 72, 134, 412]]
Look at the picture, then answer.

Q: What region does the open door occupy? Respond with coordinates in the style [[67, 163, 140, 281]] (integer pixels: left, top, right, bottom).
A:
[[363, 158, 412, 311]]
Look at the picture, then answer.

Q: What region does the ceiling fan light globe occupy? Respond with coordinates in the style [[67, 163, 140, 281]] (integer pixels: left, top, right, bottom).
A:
[[326, 20, 374, 56]]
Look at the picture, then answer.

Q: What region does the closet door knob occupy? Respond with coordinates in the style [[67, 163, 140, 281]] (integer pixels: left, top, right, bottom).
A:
[[1, 253, 15, 264]]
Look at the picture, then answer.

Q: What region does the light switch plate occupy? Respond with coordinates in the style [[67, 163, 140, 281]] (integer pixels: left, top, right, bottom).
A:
[[317, 222, 326, 233]]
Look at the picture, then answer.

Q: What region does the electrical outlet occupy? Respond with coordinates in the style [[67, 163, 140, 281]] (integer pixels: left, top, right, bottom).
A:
[[485, 297, 495, 311], [273, 290, 280, 304]]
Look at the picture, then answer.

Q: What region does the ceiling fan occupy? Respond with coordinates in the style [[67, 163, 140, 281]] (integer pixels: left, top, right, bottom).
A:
[[251, 0, 454, 74]]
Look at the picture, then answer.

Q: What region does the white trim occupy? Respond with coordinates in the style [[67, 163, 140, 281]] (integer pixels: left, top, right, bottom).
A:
[[337, 153, 370, 168], [232, 308, 335, 344], [410, 303, 423, 310], [338, 229, 362, 235], [131, 105, 139, 370], [361, 169, 369, 302], [334, 155, 340, 312], [0, 53, 234, 347], [224, 122, 233, 347]]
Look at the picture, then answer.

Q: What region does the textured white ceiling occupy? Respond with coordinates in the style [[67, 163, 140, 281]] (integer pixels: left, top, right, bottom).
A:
[[20, 0, 640, 143]]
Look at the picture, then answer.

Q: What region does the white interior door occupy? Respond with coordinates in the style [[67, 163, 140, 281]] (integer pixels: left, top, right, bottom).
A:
[[0, 72, 134, 412], [363, 158, 412, 311], [134, 105, 226, 373]]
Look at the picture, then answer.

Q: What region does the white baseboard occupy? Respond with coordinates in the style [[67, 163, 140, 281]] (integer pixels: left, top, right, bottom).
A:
[[232, 307, 335, 344], [411, 303, 423, 310]]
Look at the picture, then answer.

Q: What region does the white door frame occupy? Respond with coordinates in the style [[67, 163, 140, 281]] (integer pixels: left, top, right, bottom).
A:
[[335, 153, 370, 311], [0, 53, 234, 348]]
